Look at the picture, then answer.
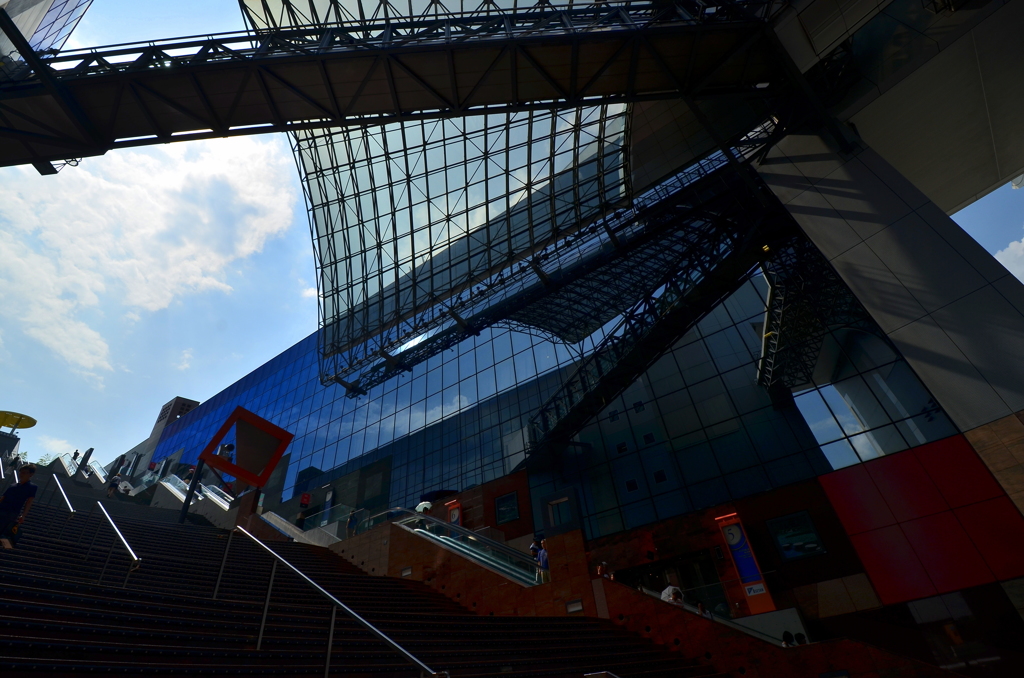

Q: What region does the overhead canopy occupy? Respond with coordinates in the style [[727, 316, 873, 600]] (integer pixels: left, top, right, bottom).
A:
[[309, 104, 630, 377], [235, 0, 782, 391], [0, 411, 37, 430]]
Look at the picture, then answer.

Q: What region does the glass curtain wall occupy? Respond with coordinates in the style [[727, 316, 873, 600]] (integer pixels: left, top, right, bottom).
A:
[[154, 269, 958, 539], [151, 0, 962, 539], [29, 0, 93, 51], [529, 277, 958, 538], [240, 1, 632, 389]]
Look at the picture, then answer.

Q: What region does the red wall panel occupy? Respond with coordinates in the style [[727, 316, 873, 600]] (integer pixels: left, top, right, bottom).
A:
[[913, 436, 1004, 508], [849, 525, 936, 605], [819, 464, 896, 535], [820, 434, 1024, 605], [864, 452, 948, 522], [901, 512, 994, 593], [955, 497, 1024, 581]]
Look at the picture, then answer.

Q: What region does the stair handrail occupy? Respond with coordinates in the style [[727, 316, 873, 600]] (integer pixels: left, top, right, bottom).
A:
[[95, 500, 141, 587], [259, 511, 341, 547], [199, 483, 233, 509], [36, 475, 77, 542], [363, 507, 535, 564], [288, 501, 358, 531], [52, 476, 75, 514], [234, 525, 448, 678]]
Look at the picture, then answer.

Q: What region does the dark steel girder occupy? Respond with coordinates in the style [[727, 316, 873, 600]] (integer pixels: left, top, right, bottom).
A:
[[0, 4, 780, 170], [341, 155, 755, 395], [529, 198, 797, 455], [757, 236, 883, 392]]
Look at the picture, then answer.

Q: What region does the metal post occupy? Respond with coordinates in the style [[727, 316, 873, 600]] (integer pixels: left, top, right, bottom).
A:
[[178, 458, 205, 524], [213, 530, 234, 600], [40, 475, 53, 505], [256, 560, 277, 651], [124, 560, 138, 589], [99, 542, 113, 584], [324, 605, 336, 678], [56, 514, 71, 542], [78, 502, 96, 548]]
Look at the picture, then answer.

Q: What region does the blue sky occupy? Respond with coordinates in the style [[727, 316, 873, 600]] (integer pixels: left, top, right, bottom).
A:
[[2, 1, 318, 464], [3, 1, 1024, 466]]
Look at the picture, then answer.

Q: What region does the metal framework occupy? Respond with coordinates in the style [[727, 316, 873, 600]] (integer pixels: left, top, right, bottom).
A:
[[756, 236, 884, 392], [528, 164, 795, 452], [0, 0, 93, 63], [308, 104, 630, 388], [0, 1, 780, 170], [343, 119, 777, 394]]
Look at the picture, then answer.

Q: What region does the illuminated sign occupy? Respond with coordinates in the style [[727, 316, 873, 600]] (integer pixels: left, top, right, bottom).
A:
[[715, 513, 776, 614]]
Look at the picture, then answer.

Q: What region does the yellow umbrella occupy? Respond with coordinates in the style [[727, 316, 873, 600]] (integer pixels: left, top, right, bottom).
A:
[[0, 411, 37, 433]]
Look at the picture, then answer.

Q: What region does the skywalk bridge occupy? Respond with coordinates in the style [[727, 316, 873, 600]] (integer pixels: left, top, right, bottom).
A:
[[0, 2, 782, 174]]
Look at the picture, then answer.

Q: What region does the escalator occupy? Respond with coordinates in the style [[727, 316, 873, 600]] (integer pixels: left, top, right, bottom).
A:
[[387, 509, 540, 587]]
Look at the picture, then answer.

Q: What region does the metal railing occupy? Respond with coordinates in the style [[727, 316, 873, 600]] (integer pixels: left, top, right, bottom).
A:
[[33, 474, 78, 541], [199, 484, 233, 510], [52, 476, 75, 512], [259, 512, 341, 548], [50, 476, 75, 542], [217, 526, 447, 678], [637, 574, 800, 647], [358, 507, 540, 585], [57, 453, 79, 476], [39, 2, 776, 76], [77, 501, 141, 588]]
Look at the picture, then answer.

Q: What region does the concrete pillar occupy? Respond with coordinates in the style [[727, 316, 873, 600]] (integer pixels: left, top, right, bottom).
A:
[[757, 132, 1024, 434]]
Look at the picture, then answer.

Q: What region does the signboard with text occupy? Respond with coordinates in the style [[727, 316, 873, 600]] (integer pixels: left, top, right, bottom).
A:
[[716, 513, 776, 615]]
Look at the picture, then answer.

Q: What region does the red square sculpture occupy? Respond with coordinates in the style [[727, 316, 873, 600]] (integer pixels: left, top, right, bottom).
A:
[[198, 406, 293, 488]]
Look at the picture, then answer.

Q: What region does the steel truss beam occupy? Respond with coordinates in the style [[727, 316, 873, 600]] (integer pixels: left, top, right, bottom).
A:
[[756, 236, 883, 392], [0, 3, 780, 170], [528, 172, 796, 454], [323, 122, 778, 395]]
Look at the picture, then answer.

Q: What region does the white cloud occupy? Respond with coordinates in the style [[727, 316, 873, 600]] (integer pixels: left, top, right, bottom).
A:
[[0, 136, 297, 379], [301, 286, 318, 298], [995, 236, 1024, 281], [37, 435, 75, 456], [176, 348, 194, 371]]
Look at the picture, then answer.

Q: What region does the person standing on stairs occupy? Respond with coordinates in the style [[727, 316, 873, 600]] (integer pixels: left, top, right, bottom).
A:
[[536, 539, 550, 584], [0, 464, 37, 549], [107, 473, 123, 498], [346, 509, 358, 538]]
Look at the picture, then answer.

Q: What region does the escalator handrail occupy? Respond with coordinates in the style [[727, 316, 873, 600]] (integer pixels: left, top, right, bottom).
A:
[[366, 506, 537, 564], [424, 531, 537, 583]]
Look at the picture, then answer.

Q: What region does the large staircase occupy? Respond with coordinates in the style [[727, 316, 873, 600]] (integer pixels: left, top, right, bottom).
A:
[[0, 501, 722, 677]]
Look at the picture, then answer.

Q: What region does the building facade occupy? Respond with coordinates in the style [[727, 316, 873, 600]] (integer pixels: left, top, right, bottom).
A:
[[0, 0, 92, 61], [142, 0, 1024, 675], [151, 258, 1024, 672]]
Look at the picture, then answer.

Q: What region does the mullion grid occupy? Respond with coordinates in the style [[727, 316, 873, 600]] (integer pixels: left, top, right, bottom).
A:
[[311, 105, 627, 387]]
